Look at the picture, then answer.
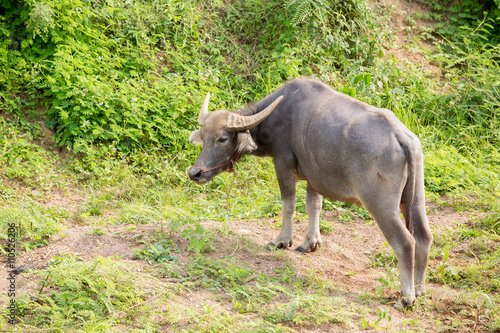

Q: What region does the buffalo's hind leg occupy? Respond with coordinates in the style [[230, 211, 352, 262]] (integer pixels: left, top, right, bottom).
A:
[[401, 198, 432, 297], [295, 183, 323, 253], [365, 202, 416, 309]]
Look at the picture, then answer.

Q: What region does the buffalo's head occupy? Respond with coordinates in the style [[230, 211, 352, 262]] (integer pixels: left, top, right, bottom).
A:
[[188, 93, 283, 184]]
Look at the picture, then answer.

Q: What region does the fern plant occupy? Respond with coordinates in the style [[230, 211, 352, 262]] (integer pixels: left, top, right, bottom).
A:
[[284, 0, 333, 26]]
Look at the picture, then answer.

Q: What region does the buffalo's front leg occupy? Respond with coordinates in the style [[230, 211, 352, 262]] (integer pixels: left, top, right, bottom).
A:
[[296, 184, 323, 253], [267, 161, 297, 250]]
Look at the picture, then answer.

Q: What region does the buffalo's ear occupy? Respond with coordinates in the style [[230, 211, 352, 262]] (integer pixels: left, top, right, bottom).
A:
[[189, 130, 203, 145], [237, 130, 257, 152]]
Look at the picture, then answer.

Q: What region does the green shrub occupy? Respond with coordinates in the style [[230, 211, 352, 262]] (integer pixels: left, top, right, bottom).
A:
[[0, 0, 383, 153]]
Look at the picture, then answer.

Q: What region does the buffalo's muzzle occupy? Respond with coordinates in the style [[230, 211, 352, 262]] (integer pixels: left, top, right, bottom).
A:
[[188, 167, 208, 184]]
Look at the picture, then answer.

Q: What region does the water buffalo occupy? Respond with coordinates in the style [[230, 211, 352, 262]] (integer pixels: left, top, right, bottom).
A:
[[188, 78, 432, 309]]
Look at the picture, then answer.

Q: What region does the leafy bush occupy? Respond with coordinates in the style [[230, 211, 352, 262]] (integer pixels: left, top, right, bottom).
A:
[[424, 0, 500, 44], [0, 0, 383, 153]]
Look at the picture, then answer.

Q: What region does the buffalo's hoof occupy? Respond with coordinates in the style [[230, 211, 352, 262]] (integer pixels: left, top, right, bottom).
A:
[[294, 246, 306, 253], [265, 240, 292, 251], [294, 242, 320, 253], [394, 296, 415, 312]]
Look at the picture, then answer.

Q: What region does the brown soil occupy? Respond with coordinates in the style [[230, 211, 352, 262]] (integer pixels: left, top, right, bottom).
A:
[[0, 197, 485, 332], [375, 0, 446, 85]]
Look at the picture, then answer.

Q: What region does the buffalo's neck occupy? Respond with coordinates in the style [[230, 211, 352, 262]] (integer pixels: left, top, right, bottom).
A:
[[238, 87, 290, 158], [249, 124, 272, 157]]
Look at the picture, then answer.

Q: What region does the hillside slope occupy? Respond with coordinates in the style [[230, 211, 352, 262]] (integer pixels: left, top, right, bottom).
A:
[[1, 0, 499, 332]]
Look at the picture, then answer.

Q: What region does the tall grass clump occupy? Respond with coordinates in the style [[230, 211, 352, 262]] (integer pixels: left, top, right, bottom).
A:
[[430, 24, 500, 149], [4, 256, 169, 331]]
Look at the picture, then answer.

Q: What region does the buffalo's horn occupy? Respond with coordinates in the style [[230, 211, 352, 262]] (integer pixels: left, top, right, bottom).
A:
[[198, 92, 210, 125], [227, 95, 283, 131]]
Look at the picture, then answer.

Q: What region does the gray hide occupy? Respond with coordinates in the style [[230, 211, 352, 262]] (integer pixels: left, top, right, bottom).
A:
[[188, 78, 433, 309]]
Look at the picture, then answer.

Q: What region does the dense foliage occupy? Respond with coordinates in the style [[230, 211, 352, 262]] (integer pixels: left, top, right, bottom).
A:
[[0, 0, 382, 153], [418, 0, 500, 44], [1, 1, 500, 331], [1, 0, 498, 156]]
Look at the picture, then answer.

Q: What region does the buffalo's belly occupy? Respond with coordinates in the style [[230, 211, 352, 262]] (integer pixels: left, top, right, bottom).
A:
[[297, 162, 358, 200]]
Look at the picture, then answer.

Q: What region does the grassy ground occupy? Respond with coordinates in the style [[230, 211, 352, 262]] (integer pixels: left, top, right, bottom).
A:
[[0, 114, 499, 332], [1, 0, 500, 332]]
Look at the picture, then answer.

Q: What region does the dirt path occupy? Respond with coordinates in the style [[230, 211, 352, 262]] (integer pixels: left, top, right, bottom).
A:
[[1, 197, 483, 332]]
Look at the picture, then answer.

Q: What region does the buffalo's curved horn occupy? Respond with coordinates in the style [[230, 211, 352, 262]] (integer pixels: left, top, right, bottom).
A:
[[198, 92, 211, 125], [227, 95, 283, 131]]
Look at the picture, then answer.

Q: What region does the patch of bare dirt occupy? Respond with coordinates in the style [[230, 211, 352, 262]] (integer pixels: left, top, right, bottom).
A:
[[374, 0, 444, 81], [11, 224, 167, 270], [39, 189, 84, 215]]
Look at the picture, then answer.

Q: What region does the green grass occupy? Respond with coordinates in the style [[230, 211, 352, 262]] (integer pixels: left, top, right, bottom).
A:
[[0, 202, 67, 252], [1, 0, 500, 331], [2, 256, 176, 332]]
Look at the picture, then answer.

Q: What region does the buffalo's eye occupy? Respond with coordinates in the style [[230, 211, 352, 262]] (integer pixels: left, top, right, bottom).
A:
[[218, 137, 228, 143]]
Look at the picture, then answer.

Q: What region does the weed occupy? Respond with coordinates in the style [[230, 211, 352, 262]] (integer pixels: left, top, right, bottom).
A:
[[91, 228, 105, 236], [9, 256, 172, 331], [319, 219, 334, 234], [456, 289, 500, 332], [273, 265, 297, 284], [479, 212, 500, 232], [432, 245, 461, 283], [134, 239, 178, 263], [370, 243, 398, 268], [182, 224, 209, 253], [263, 294, 353, 328], [0, 202, 66, 251], [361, 307, 392, 330], [183, 255, 253, 290]]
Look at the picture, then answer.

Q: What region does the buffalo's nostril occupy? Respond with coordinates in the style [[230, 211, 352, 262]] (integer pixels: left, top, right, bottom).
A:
[[188, 168, 203, 181]]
